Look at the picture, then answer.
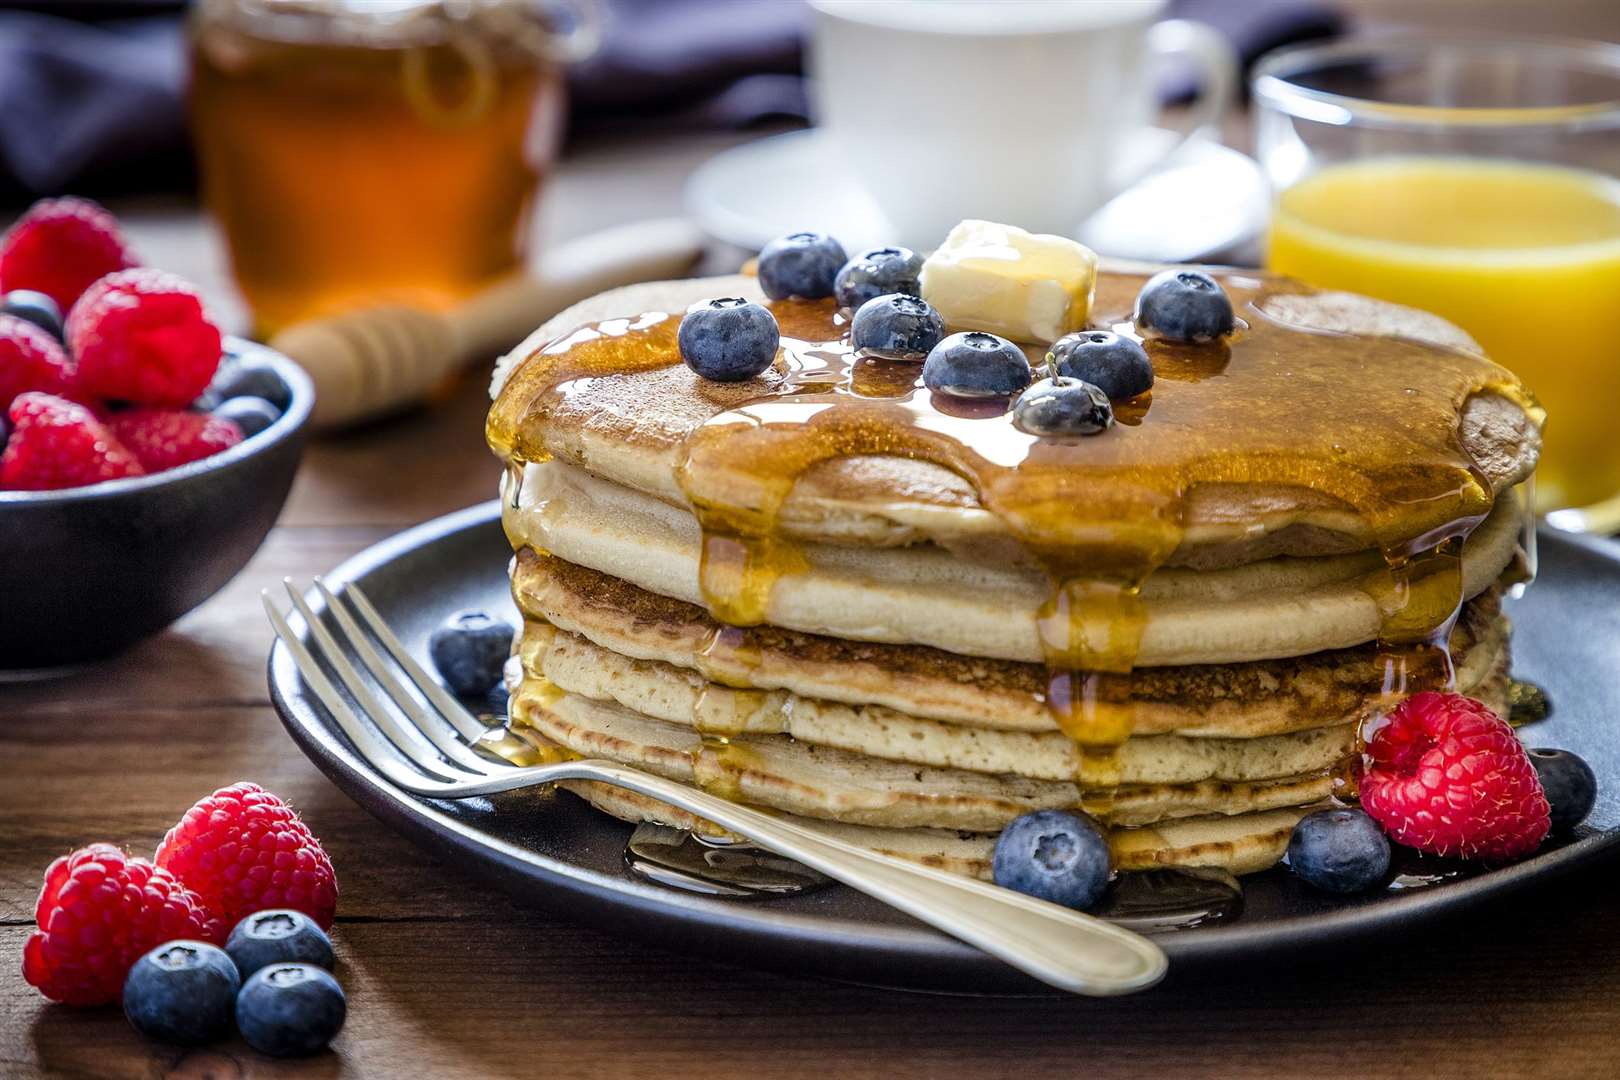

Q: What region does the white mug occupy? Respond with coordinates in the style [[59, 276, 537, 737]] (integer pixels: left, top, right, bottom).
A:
[[808, 0, 1237, 249]]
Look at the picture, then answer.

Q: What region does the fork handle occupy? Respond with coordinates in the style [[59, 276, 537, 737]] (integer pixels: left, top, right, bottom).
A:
[[529, 760, 1167, 995]]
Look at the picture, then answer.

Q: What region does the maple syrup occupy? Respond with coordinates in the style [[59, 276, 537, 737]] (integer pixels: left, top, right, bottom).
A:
[[624, 823, 831, 898], [190, 0, 581, 336], [490, 265, 1540, 907]]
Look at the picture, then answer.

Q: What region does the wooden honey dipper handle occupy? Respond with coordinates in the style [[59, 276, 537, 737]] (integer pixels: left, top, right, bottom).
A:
[[270, 218, 705, 429]]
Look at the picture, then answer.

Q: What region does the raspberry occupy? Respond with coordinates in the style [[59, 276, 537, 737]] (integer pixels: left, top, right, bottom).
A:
[[156, 783, 338, 930], [0, 314, 77, 405], [108, 409, 243, 473], [22, 843, 224, 1006], [0, 197, 137, 312], [1361, 691, 1551, 861], [66, 268, 222, 407], [0, 392, 144, 490]]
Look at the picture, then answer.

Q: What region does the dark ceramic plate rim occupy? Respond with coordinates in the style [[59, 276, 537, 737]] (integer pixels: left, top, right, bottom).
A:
[[268, 502, 1620, 983], [0, 338, 313, 506]]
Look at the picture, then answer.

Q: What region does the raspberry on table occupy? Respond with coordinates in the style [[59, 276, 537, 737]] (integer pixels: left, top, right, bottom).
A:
[[1361, 691, 1551, 861], [66, 268, 223, 408], [156, 782, 338, 930], [0, 197, 138, 312], [0, 392, 144, 491], [109, 409, 243, 473], [22, 843, 224, 1006], [0, 314, 77, 406]]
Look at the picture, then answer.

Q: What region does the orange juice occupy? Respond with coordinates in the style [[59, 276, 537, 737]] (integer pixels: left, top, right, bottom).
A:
[[1267, 157, 1620, 512]]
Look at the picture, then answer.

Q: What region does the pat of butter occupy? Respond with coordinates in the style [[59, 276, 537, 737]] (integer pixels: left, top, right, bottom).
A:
[[919, 220, 1098, 344]]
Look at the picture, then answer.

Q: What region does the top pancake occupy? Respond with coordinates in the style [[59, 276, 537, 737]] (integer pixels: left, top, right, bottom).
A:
[[489, 267, 1540, 569]]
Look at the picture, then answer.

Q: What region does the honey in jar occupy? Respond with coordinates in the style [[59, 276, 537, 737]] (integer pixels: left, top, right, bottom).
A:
[[189, 0, 595, 336]]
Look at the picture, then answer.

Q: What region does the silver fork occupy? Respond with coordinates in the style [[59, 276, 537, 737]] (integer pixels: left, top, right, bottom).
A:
[[265, 577, 1168, 996]]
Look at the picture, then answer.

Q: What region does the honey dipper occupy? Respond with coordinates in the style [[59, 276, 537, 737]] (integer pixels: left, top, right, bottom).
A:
[[270, 218, 705, 428]]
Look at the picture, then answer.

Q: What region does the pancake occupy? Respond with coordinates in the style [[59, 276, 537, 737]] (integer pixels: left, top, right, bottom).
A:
[[526, 617, 1511, 784], [487, 258, 1542, 885], [506, 460, 1525, 667], [561, 780, 1315, 879], [489, 272, 1539, 567], [512, 681, 1341, 830], [512, 543, 1513, 742]]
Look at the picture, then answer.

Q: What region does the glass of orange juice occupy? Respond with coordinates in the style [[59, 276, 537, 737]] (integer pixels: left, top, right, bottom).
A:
[[1254, 37, 1620, 532]]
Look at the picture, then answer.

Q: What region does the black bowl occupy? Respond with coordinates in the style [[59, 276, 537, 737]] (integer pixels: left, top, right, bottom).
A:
[[0, 339, 313, 673]]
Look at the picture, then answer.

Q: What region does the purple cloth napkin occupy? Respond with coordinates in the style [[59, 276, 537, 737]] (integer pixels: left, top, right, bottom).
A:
[[0, 0, 1343, 199]]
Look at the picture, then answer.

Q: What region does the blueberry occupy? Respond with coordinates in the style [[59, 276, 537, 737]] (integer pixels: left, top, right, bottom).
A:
[[850, 293, 945, 360], [1049, 330, 1153, 400], [226, 909, 336, 979], [757, 231, 847, 301], [1135, 269, 1235, 342], [921, 331, 1031, 399], [833, 246, 923, 311], [2, 289, 63, 340], [214, 395, 282, 438], [992, 809, 1112, 910], [123, 940, 240, 1046], [235, 963, 346, 1058], [429, 610, 515, 697], [1013, 377, 1113, 437], [1529, 748, 1598, 831], [215, 362, 293, 411], [1286, 808, 1391, 893], [677, 298, 780, 383]]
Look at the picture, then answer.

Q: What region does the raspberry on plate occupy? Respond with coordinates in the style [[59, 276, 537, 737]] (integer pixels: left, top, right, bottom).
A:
[[0, 392, 144, 491], [66, 268, 223, 408], [0, 314, 77, 405], [109, 409, 243, 473], [155, 782, 338, 930], [1361, 691, 1552, 861], [0, 196, 137, 312], [22, 843, 224, 1006]]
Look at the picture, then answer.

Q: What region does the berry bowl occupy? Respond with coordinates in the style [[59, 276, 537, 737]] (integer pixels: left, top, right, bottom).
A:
[[0, 339, 312, 673]]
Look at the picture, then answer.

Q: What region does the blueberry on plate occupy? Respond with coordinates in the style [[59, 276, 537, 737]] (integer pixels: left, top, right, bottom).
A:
[[123, 940, 240, 1045], [215, 361, 293, 411], [850, 293, 945, 360], [1013, 377, 1113, 437], [2, 289, 63, 340], [833, 246, 923, 311], [992, 809, 1112, 910], [921, 332, 1031, 399], [236, 963, 346, 1058], [678, 298, 780, 383], [1286, 807, 1391, 893], [429, 610, 516, 697], [1135, 269, 1235, 342], [1049, 330, 1153, 400], [214, 395, 281, 438], [226, 909, 336, 979], [757, 231, 847, 301], [1529, 748, 1598, 831]]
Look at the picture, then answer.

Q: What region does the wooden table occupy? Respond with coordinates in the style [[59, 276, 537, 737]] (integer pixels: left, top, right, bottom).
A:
[[8, 88, 1620, 1080]]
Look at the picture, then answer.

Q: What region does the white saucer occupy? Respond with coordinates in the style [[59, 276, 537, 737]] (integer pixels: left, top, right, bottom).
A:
[[685, 127, 1269, 264]]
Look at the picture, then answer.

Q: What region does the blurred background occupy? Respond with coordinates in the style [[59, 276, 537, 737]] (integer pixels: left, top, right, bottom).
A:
[[1, 0, 1605, 318]]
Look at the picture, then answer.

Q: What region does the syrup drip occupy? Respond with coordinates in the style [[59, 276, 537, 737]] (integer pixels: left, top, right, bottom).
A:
[[489, 271, 1539, 813], [1507, 679, 1552, 727]]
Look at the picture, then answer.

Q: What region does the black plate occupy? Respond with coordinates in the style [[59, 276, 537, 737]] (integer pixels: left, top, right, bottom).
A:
[[269, 503, 1620, 994]]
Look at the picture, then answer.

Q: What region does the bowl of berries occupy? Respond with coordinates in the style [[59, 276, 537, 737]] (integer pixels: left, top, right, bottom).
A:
[[0, 198, 312, 672]]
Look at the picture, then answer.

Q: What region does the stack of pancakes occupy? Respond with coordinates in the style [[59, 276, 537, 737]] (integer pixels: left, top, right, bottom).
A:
[[488, 267, 1539, 880]]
